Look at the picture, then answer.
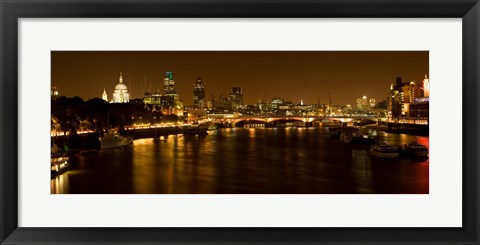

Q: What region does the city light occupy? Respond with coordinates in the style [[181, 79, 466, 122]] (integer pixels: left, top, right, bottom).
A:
[[51, 51, 429, 195]]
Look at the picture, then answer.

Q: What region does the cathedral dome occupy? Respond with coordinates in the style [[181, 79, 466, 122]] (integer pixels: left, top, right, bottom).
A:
[[115, 83, 128, 91]]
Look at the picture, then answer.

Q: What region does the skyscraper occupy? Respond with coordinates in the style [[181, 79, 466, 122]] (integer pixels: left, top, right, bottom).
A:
[[161, 72, 183, 115], [356, 95, 368, 110], [229, 86, 243, 110], [389, 77, 404, 119], [163, 72, 176, 95], [193, 77, 206, 108]]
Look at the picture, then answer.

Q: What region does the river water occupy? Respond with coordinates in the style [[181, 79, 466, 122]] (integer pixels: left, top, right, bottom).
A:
[[51, 127, 429, 194]]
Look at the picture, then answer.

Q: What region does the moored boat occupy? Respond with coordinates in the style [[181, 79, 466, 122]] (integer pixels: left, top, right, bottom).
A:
[[51, 145, 69, 176], [351, 134, 377, 144], [327, 127, 358, 141], [99, 129, 133, 149], [370, 143, 399, 158], [402, 141, 429, 158]]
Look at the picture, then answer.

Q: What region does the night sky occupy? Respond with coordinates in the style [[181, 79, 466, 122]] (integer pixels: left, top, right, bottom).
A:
[[51, 51, 428, 106]]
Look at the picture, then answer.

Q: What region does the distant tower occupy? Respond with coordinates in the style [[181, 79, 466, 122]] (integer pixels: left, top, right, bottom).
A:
[[51, 86, 59, 100], [422, 74, 430, 97], [229, 87, 243, 110], [161, 72, 182, 114], [357, 95, 369, 109], [102, 88, 108, 101], [51, 86, 59, 97], [193, 77, 206, 108], [163, 72, 176, 95]]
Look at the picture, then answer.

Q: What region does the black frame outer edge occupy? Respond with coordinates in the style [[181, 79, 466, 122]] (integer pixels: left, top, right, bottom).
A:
[[0, 0, 478, 18], [1, 0, 19, 244], [463, 1, 480, 245], [1, 0, 479, 244]]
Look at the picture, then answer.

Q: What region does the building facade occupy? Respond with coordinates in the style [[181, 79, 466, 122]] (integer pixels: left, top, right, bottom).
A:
[[142, 72, 184, 115], [422, 74, 430, 97], [193, 77, 206, 108], [229, 87, 243, 110], [160, 72, 183, 115], [356, 95, 375, 111], [356, 95, 368, 110], [388, 75, 428, 120]]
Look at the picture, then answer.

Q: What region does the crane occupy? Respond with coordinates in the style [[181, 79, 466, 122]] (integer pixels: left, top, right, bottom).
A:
[[317, 90, 321, 105], [327, 92, 332, 116], [211, 93, 215, 107], [317, 90, 322, 116]]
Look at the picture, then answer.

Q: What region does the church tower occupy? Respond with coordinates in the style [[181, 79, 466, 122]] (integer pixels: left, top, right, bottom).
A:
[[102, 88, 108, 102]]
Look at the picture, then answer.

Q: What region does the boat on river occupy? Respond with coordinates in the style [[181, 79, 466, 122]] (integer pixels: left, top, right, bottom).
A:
[[370, 143, 399, 158], [351, 134, 377, 144], [51, 145, 69, 176], [402, 141, 429, 158], [99, 129, 133, 149], [327, 127, 358, 140]]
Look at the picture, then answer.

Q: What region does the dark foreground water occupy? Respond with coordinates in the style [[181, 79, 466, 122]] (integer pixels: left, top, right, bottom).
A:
[[51, 127, 429, 194]]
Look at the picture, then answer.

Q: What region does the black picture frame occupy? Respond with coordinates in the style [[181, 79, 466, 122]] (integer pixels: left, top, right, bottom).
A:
[[1, 0, 479, 244]]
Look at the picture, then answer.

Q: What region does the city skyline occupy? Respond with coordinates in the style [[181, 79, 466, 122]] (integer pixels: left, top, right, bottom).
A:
[[51, 50, 430, 194], [51, 51, 429, 105]]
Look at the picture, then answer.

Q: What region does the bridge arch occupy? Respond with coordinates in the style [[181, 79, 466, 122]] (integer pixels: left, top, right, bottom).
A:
[[231, 118, 267, 127]]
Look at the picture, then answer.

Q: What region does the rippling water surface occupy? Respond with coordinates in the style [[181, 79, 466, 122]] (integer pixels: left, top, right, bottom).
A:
[[51, 127, 429, 194]]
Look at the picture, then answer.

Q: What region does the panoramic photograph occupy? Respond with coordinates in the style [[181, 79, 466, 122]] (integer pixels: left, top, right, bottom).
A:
[[50, 51, 429, 194]]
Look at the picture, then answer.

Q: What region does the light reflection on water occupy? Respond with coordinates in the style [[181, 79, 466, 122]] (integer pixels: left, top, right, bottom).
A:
[[51, 127, 429, 194]]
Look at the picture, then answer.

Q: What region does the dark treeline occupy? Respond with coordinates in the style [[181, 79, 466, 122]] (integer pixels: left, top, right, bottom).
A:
[[51, 96, 181, 137]]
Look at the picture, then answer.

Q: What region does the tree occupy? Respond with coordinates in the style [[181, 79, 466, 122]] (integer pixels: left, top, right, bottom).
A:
[[374, 100, 387, 109]]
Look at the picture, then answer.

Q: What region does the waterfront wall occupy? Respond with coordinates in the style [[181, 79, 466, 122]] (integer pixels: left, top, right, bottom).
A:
[[52, 126, 208, 149]]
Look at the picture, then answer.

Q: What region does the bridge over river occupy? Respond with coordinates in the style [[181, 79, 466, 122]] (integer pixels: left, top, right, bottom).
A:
[[225, 115, 378, 127]]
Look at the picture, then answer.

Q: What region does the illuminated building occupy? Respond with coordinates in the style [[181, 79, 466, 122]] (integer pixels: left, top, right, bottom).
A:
[[111, 72, 130, 103], [51, 86, 60, 100], [389, 77, 405, 119], [401, 81, 418, 103], [409, 75, 429, 124], [141, 72, 183, 115], [102, 89, 108, 102], [271, 98, 284, 110], [356, 95, 375, 111], [143, 91, 162, 110], [410, 97, 429, 124], [388, 75, 426, 120], [422, 74, 430, 97], [356, 95, 368, 110], [161, 72, 183, 115], [185, 107, 207, 122], [163, 72, 176, 95], [229, 87, 243, 110], [294, 103, 312, 116], [193, 77, 206, 108], [51, 86, 59, 97]]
